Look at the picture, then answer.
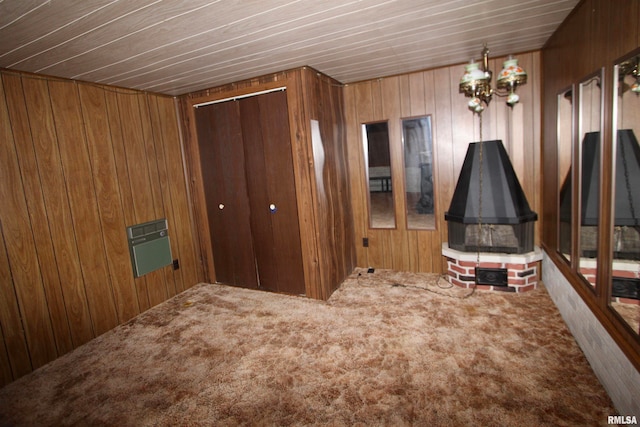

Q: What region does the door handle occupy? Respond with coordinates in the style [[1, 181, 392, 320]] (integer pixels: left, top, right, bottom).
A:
[[269, 203, 277, 213], [218, 203, 225, 210]]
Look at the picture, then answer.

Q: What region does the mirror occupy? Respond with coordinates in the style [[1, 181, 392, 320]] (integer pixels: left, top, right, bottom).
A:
[[577, 71, 602, 290], [402, 116, 435, 230], [363, 121, 396, 228], [557, 87, 574, 262], [611, 53, 640, 335]]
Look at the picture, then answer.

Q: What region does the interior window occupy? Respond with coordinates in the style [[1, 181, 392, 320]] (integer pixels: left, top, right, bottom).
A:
[[610, 54, 640, 335], [402, 116, 435, 230], [557, 87, 574, 263], [577, 71, 602, 292], [362, 121, 396, 229]]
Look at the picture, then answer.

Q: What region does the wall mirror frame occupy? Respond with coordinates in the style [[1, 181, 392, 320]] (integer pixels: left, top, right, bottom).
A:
[[557, 85, 574, 264], [401, 115, 435, 230], [576, 69, 604, 293], [362, 121, 396, 229], [610, 49, 640, 336]]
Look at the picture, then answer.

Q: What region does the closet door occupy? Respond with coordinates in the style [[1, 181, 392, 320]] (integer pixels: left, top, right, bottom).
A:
[[195, 101, 258, 289], [240, 91, 305, 295]]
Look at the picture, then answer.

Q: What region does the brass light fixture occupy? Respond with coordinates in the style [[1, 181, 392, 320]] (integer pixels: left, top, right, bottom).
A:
[[618, 55, 640, 94], [459, 46, 528, 114]]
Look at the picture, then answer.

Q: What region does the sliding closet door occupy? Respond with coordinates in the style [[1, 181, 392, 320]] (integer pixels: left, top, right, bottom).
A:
[[240, 91, 305, 295], [195, 101, 258, 289]]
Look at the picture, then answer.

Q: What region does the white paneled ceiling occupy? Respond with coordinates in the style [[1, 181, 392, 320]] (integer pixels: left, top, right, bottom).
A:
[[0, 0, 578, 95]]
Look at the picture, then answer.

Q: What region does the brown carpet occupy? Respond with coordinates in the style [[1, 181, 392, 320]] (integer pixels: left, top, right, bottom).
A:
[[0, 269, 617, 426]]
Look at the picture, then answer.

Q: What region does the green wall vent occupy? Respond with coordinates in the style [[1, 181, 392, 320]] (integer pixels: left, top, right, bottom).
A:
[[127, 218, 172, 278]]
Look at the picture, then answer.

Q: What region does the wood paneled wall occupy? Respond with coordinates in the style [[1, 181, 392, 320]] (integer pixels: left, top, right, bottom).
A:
[[542, 0, 640, 369], [180, 67, 355, 301], [344, 53, 542, 273], [0, 69, 203, 387], [300, 68, 356, 298]]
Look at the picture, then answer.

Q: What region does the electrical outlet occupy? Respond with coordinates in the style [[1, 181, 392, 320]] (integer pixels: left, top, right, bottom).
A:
[[363, 237, 369, 247], [172, 259, 180, 270]]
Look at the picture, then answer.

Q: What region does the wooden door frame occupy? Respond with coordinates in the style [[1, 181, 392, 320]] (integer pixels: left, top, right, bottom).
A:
[[178, 73, 322, 298]]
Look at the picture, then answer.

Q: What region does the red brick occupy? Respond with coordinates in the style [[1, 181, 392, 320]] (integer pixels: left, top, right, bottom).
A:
[[518, 270, 536, 279], [612, 270, 639, 279], [507, 263, 525, 270], [475, 285, 494, 291], [516, 284, 536, 292], [458, 274, 475, 283], [450, 264, 467, 274], [458, 261, 477, 267], [580, 267, 597, 276], [494, 286, 516, 293], [481, 262, 504, 268], [510, 270, 533, 279], [451, 278, 470, 288]]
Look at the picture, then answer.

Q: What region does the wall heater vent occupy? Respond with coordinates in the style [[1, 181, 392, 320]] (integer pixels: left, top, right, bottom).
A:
[[475, 267, 509, 286], [127, 218, 172, 278]]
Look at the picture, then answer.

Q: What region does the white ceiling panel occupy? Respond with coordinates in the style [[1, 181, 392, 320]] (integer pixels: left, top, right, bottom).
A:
[[0, 0, 579, 95]]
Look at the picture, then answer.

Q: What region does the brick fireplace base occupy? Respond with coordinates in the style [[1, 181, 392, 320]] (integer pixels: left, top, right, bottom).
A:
[[442, 243, 543, 292]]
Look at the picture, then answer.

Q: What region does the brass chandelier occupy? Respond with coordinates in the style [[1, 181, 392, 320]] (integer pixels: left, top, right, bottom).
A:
[[459, 46, 528, 114], [618, 55, 640, 94]]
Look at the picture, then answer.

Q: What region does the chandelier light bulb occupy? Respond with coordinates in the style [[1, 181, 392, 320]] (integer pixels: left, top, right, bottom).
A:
[[507, 91, 520, 106], [468, 97, 481, 109]]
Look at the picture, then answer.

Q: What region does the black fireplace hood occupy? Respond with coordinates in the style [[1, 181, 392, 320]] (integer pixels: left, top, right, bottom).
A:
[[445, 140, 538, 224], [559, 130, 640, 260], [560, 130, 640, 225]]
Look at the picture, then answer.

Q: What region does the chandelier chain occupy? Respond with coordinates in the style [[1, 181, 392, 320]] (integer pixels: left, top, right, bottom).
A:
[[477, 113, 484, 268]]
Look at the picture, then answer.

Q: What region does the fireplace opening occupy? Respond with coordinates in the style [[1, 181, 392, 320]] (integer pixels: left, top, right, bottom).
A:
[[447, 222, 535, 254]]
